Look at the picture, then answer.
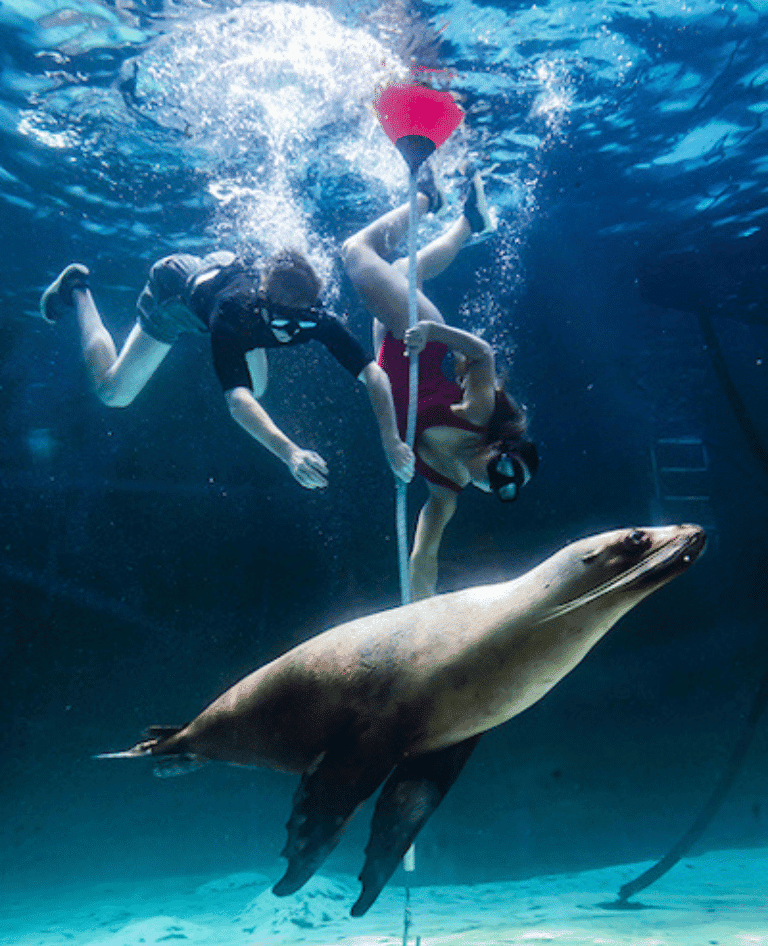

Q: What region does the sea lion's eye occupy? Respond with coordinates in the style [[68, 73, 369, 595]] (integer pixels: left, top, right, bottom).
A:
[[581, 550, 600, 564], [620, 529, 652, 554]]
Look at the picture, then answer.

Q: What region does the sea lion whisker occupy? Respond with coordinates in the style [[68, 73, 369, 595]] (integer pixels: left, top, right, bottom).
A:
[[542, 535, 684, 621]]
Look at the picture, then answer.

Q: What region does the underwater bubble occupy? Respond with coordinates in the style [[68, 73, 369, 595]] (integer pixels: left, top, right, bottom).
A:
[[133, 2, 411, 265]]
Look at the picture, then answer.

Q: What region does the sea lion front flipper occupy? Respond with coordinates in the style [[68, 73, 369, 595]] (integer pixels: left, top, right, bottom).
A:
[[352, 735, 481, 917], [273, 747, 394, 898]]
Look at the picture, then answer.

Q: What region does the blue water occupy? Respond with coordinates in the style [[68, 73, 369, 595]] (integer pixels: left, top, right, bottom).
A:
[[1, 0, 767, 936]]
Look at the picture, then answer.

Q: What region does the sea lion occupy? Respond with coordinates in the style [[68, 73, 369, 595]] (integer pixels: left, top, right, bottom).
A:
[[99, 523, 705, 915]]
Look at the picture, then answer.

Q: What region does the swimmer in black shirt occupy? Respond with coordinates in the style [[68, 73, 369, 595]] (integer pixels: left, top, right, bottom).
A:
[[39, 249, 415, 488]]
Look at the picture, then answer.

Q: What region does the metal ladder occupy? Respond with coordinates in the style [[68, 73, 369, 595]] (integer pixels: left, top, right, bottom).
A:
[[650, 437, 715, 531]]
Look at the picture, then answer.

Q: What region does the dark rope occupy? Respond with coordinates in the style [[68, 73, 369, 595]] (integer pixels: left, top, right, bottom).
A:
[[604, 306, 768, 906], [604, 666, 768, 907], [606, 308, 768, 903]]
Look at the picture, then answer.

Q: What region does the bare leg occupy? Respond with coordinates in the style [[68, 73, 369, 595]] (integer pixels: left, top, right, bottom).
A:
[[342, 196, 446, 345], [343, 197, 475, 355], [398, 169, 489, 284], [406, 216, 472, 284], [72, 287, 171, 407]]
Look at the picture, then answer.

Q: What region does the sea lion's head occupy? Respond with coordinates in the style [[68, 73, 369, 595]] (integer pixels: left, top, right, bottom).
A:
[[541, 524, 706, 624]]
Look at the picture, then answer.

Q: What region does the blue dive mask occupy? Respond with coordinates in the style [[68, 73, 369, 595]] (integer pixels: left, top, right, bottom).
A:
[[255, 291, 325, 339], [487, 440, 539, 502]]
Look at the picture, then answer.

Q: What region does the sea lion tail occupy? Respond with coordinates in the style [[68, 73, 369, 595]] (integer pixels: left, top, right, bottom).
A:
[[95, 725, 208, 778]]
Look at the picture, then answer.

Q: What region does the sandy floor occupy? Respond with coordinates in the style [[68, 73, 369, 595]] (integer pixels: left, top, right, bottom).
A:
[[2, 847, 767, 946]]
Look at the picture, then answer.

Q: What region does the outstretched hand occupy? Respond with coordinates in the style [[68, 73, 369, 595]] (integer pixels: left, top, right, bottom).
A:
[[288, 448, 329, 490], [385, 438, 415, 484]]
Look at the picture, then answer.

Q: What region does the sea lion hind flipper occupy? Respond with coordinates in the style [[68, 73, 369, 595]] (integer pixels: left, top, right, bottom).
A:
[[95, 725, 192, 767], [144, 726, 207, 775], [351, 735, 482, 917], [273, 748, 394, 898]]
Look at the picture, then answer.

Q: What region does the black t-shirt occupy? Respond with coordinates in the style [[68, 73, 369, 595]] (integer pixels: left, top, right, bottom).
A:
[[203, 274, 372, 392]]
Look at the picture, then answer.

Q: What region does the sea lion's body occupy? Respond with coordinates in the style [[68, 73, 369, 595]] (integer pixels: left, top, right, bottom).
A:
[[101, 524, 705, 916]]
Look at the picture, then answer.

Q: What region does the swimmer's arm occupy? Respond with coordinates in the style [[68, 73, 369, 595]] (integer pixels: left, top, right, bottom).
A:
[[225, 386, 328, 490], [405, 321, 496, 423], [358, 362, 415, 483], [405, 321, 493, 371], [410, 483, 458, 601]]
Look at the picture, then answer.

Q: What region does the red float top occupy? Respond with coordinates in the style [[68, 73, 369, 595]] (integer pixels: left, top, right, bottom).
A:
[[374, 83, 463, 151]]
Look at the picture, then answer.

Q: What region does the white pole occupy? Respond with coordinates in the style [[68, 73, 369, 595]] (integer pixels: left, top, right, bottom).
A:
[[396, 170, 420, 609], [396, 170, 420, 927], [405, 170, 419, 456]]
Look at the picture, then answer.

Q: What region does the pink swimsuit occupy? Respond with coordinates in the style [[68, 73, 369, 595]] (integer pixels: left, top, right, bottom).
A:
[[379, 332, 485, 493]]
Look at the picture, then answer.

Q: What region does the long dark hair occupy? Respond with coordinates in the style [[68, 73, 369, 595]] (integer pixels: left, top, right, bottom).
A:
[[485, 388, 528, 448]]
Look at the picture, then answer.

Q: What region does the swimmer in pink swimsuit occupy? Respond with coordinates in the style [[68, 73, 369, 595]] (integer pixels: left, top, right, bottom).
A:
[[342, 167, 538, 601], [378, 331, 484, 493]]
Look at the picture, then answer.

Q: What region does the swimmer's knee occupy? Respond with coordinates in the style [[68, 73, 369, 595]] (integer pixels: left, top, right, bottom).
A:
[[97, 391, 133, 408], [96, 388, 134, 408], [341, 247, 379, 292], [341, 235, 367, 276], [95, 378, 135, 408], [340, 236, 355, 270]]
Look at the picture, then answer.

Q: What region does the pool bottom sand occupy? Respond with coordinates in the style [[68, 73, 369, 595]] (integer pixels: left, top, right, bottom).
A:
[[2, 847, 766, 946]]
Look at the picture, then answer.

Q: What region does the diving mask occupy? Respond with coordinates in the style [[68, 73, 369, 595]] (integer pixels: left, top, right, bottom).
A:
[[487, 440, 539, 502]]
